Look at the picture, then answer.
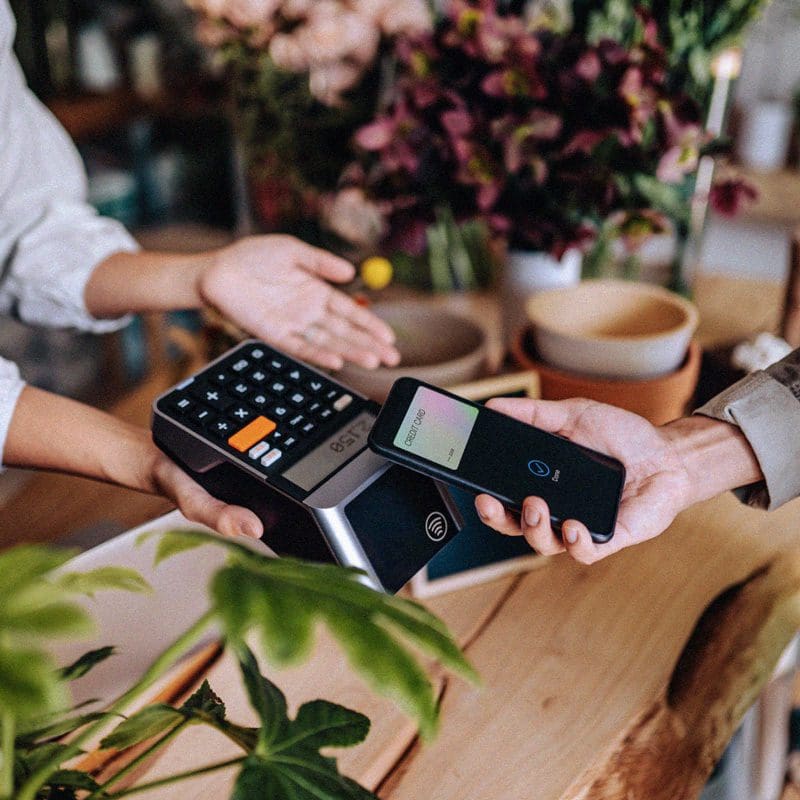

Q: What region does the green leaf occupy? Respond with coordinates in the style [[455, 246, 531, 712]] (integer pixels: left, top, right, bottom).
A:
[[138, 527, 250, 567], [17, 711, 114, 746], [231, 756, 286, 800], [0, 601, 92, 639], [215, 565, 314, 665], [44, 769, 101, 792], [285, 701, 370, 751], [0, 546, 76, 601], [326, 614, 438, 741], [181, 680, 227, 723], [59, 647, 116, 681], [237, 648, 288, 751], [16, 741, 76, 775], [229, 658, 376, 800], [0, 646, 67, 717], [100, 705, 184, 750], [57, 567, 152, 598], [148, 532, 478, 740]]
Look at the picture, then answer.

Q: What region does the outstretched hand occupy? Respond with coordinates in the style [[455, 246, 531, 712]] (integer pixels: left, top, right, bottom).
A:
[[474, 398, 697, 564], [200, 236, 400, 371]]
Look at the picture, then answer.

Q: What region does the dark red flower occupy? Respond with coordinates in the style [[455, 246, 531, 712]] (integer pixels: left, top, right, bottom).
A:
[[709, 179, 758, 218]]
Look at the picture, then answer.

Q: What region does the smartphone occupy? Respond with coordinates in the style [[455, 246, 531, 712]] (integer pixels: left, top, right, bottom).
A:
[[368, 378, 625, 543]]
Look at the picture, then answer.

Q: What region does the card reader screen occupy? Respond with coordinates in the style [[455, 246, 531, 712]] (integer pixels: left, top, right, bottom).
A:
[[282, 411, 375, 491], [394, 386, 478, 470]]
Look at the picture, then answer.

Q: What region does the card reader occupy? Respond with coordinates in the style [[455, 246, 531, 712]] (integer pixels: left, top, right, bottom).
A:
[[151, 340, 462, 593]]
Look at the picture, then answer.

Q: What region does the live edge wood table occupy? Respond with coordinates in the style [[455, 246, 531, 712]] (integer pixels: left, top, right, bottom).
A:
[[64, 274, 800, 799]]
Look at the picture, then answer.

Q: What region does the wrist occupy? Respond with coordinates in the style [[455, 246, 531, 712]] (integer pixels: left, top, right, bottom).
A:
[[660, 415, 763, 508], [86, 250, 215, 317]]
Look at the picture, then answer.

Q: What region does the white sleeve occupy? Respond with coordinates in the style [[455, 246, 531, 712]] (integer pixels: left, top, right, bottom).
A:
[[0, 354, 25, 466], [0, 5, 135, 333]]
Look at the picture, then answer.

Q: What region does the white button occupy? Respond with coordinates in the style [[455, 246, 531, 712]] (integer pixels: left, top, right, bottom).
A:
[[233, 359, 249, 372], [249, 441, 270, 460], [260, 449, 282, 468], [333, 394, 353, 412], [251, 349, 264, 359]]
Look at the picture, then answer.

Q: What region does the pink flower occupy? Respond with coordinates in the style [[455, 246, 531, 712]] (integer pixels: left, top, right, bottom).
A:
[[709, 179, 758, 217], [355, 117, 395, 150], [300, 5, 379, 67], [322, 187, 386, 246], [359, 0, 431, 35], [186, 0, 228, 17], [563, 130, 606, 156], [384, 1, 431, 35], [441, 109, 473, 138], [355, 102, 421, 173], [194, 17, 235, 46], [575, 50, 601, 82], [269, 32, 309, 71], [309, 62, 364, 104], [656, 144, 698, 183], [223, 0, 280, 28], [281, 0, 314, 19]]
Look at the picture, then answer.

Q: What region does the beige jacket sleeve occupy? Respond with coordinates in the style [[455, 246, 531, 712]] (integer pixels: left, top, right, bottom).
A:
[[694, 347, 800, 510]]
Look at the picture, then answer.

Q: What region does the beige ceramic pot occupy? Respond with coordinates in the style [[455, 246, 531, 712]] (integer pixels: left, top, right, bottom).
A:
[[336, 301, 488, 402], [526, 279, 699, 380]]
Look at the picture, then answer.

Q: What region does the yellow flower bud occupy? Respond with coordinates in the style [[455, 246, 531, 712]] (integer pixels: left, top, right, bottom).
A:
[[360, 256, 393, 291]]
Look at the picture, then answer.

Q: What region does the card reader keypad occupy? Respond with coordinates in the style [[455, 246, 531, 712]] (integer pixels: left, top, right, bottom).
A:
[[157, 342, 362, 480]]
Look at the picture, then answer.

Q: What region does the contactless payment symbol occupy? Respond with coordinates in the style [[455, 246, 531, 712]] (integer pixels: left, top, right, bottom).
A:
[[528, 459, 551, 478], [425, 511, 449, 542]]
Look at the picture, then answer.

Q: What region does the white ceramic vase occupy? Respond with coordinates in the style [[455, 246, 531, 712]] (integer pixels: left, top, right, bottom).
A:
[[501, 248, 582, 348]]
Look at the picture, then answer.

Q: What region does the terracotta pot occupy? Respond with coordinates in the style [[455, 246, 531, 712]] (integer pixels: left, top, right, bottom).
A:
[[510, 327, 701, 425]]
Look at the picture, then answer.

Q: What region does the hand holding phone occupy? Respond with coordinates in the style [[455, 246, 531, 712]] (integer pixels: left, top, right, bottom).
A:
[[368, 378, 625, 543]]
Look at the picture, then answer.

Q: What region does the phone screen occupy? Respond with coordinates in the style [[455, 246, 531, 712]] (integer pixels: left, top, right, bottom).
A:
[[394, 386, 478, 470]]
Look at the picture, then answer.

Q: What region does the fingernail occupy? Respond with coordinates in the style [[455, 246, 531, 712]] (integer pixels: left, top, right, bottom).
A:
[[242, 519, 262, 539], [524, 507, 541, 527], [564, 525, 579, 545]]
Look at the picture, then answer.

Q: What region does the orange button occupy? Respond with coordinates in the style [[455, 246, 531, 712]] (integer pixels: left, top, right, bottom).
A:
[[228, 416, 276, 452]]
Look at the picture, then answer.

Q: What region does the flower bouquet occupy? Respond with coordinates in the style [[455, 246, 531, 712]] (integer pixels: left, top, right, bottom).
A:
[[186, 0, 431, 239], [331, 0, 765, 290]]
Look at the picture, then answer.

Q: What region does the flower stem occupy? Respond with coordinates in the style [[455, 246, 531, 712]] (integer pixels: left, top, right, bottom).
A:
[[1, 712, 14, 800], [106, 756, 246, 798], [85, 720, 189, 800], [16, 609, 215, 800]]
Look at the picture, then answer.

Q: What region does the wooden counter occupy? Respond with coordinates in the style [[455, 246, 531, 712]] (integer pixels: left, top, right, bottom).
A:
[[82, 273, 798, 799]]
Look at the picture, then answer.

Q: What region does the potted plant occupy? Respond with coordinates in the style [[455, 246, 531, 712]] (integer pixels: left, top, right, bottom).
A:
[[329, 0, 764, 303], [1, 530, 476, 800]]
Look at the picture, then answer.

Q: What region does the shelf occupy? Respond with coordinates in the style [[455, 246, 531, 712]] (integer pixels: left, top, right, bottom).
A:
[[46, 88, 143, 141], [45, 88, 223, 142]]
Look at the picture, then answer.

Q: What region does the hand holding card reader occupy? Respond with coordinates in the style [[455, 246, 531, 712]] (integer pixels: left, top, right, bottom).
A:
[[151, 342, 461, 593], [368, 378, 625, 543]]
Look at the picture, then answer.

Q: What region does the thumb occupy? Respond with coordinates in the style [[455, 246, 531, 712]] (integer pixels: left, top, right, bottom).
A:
[[154, 457, 263, 539]]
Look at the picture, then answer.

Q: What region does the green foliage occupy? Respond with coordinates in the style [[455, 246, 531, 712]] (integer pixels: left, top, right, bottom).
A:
[[231, 647, 375, 800], [143, 529, 477, 739], [56, 568, 151, 598], [7, 531, 475, 800], [59, 647, 116, 682], [574, 0, 769, 104], [100, 705, 186, 750]]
